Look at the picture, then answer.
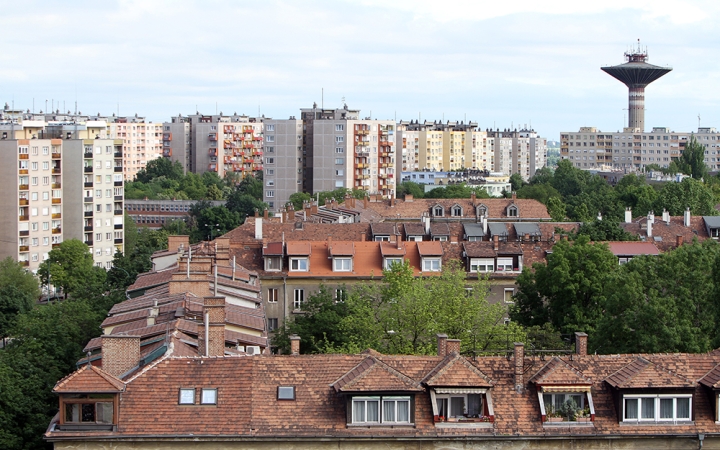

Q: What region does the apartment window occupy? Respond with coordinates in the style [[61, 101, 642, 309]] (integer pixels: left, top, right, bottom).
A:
[[277, 386, 295, 400], [335, 158, 344, 165], [265, 124, 275, 132], [436, 393, 483, 418], [336, 147, 344, 153], [504, 288, 515, 304], [265, 146, 274, 153], [290, 257, 308, 271], [336, 169, 344, 176], [31, 254, 38, 262], [266, 169, 274, 176], [265, 257, 281, 271], [31, 222, 38, 231], [333, 257, 352, 272], [201, 389, 217, 405], [335, 288, 347, 302], [336, 136, 344, 143], [470, 258, 494, 273], [106, 233, 112, 241], [265, 157, 275, 164], [62, 395, 115, 426], [31, 207, 38, 216], [95, 189, 102, 198], [351, 396, 411, 425], [496, 257, 514, 271], [335, 180, 344, 188], [384, 257, 404, 270], [335, 124, 344, 131], [265, 190, 274, 198], [30, 162, 37, 170], [507, 205, 518, 217], [43, 237, 49, 246], [179, 388, 195, 405], [42, 147, 49, 155], [31, 177, 38, 186], [422, 258, 441, 272], [623, 395, 691, 422], [293, 289, 304, 309], [268, 318, 278, 331], [267, 288, 279, 303], [266, 135, 275, 142], [31, 238, 38, 247]]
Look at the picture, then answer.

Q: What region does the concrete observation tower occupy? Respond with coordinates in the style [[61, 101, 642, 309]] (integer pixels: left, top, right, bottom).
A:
[[601, 40, 672, 132]]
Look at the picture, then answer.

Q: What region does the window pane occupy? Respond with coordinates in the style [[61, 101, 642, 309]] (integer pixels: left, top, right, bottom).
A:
[[625, 398, 638, 419], [353, 401, 365, 422], [659, 398, 673, 419], [641, 398, 655, 419], [384, 400, 395, 422], [397, 400, 410, 422], [468, 394, 481, 416], [367, 400, 379, 422], [201, 388, 217, 404], [451, 397, 464, 417], [65, 403, 79, 422], [436, 398, 448, 417], [677, 398, 690, 419], [570, 394, 583, 409], [96, 402, 113, 423], [81, 403, 96, 422]]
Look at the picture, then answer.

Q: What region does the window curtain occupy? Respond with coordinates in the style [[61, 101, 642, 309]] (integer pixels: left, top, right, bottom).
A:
[[641, 398, 655, 419], [625, 398, 638, 419], [676, 398, 690, 419]]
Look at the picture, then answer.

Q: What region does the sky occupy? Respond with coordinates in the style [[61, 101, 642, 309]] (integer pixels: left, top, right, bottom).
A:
[[2, 0, 720, 140]]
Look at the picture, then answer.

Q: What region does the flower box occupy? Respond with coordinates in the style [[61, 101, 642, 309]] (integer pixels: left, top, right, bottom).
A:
[[547, 417, 564, 422]]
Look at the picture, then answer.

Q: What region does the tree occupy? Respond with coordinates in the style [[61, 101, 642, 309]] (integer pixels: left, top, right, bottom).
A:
[[0, 286, 34, 339], [226, 192, 268, 222], [574, 219, 638, 241], [678, 135, 708, 180], [546, 196, 567, 221], [0, 257, 40, 300], [511, 235, 617, 338], [654, 177, 717, 216], [37, 240, 106, 298], [396, 181, 424, 199], [614, 174, 658, 217], [236, 174, 263, 200], [192, 206, 241, 241], [134, 158, 184, 183], [288, 192, 313, 211], [509, 173, 526, 192]]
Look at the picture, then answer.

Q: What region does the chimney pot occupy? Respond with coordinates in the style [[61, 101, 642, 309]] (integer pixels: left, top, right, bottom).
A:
[[436, 334, 448, 357], [263, 208, 269, 219], [290, 335, 301, 355]]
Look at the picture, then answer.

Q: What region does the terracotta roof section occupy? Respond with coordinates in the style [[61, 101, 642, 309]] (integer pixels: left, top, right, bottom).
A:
[[329, 241, 355, 256], [262, 242, 283, 256], [380, 242, 406, 256], [620, 216, 708, 251], [430, 223, 450, 237], [331, 356, 423, 393], [699, 363, 720, 389], [529, 356, 592, 386], [417, 241, 443, 257], [607, 241, 660, 256], [605, 357, 696, 389], [53, 364, 125, 393], [423, 353, 493, 388], [286, 242, 312, 256], [359, 198, 551, 220], [370, 222, 398, 236], [127, 268, 175, 293], [463, 241, 497, 258], [403, 222, 426, 236]]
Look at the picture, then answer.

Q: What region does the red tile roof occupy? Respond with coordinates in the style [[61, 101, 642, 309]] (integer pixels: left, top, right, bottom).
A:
[[262, 242, 283, 256], [423, 353, 493, 388], [529, 357, 592, 386], [53, 364, 125, 393], [331, 356, 424, 393], [607, 241, 660, 256], [329, 241, 355, 256], [605, 357, 696, 389], [286, 242, 312, 256], [417, 241, 443, 256]]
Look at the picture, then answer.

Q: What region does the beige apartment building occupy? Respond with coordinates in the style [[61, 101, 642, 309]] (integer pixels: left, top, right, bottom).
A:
[[0, 107, 124, 272], [560, 126, 720, 171], [162, 113, 263, 178], [262, 106, 397, 212], [106, 117, 163, 181]]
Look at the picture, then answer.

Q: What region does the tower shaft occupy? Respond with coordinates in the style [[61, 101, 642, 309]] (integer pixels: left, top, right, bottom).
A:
[[629, 86, 645, 131]]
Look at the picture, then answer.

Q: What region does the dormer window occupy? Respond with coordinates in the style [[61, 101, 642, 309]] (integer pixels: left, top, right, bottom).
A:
[[432, 205, 444, 217], [476, 205, 487, 217], [422, 257, 441, 272], [351, 396, 412, 425], [470, 258, 494, 273], [623, 395, 691, 422], [507, 205, 519, 217], [290, 257, 308, 271], [62, 394, 115, 428], [451, 205, 463, 217], [265, 257, 282, 271], [333, 257, 352, 272], [384, 257, 404, 270]]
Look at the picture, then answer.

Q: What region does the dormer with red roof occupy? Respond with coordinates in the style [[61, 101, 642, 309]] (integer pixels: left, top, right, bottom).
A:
[[529, 357, 595, 425], [286, 242, 311, 272], [262, 242, 284, 271], [328, 241, 355, 272], [417, 241, 443, 272]]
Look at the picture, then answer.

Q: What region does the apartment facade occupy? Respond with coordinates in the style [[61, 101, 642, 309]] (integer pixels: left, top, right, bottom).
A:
[[106, 116, 163, 181], [162, 114, 263, 178], [560, 126, 720, 171], [0, 111, 124, 271]]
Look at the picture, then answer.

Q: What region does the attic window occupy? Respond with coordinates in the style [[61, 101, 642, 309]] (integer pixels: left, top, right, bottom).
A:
[[452, 206, 463, 217], [433, 206, 444, 217], [61, 394, 116, 428], [201, 388, 217, 405], [623, 395, 691, 422], [179, 388, 195, 404], [333, 257, 352, 272], [278, 386, 296, 400], [507, 205, 518, 217], [477, 205, 487, 217], [351, 396, 411, 425], [265, 256, 282, 271]]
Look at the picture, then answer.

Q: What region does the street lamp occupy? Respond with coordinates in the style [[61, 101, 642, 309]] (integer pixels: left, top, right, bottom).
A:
[[205, 223, 220, 241]]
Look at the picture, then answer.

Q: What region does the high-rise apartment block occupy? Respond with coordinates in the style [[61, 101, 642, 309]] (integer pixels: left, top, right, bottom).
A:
[[0, 106, 123, 272], [560, 126, 720, 171], [162, 114, 264, 178], [106, 116, 163, 181], [262, 105, 396, 212]]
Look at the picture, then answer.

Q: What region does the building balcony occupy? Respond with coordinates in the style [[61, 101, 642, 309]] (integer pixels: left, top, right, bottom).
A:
[[52, 213, 61, 219], [209, 134, 217, 141], [114, 151, 122, 158], [114, 238, 123, 244], [19, 261, 29, 267], [114, 195, 123, 201], [84, 240, 93, 247], [84, 197, 93, 203], [114, 224, 123, 230], [114, 166, 122, 172], [19, 198, 28, 206], [19, 184, 28, 190], [84, 211, 93, 217], [52, 243, 61, 249], [84, 226, 93, 232], [114, 181, 122, 186], [163, 133, 172, 140], [19, 245, 29, 252], [19, 230, 29, 237], [84, 166, 93, 173], [114, 210, 123, 215], [52, 153, 61, 159], [52, 182, 61, 189], [52, 168, 61, 174], [19, 215, 29, 221], [84, 152, 93, 158], [19, 154, 28, 160], [19, 169, 28, 175], [51, 227, 61, 234], [84, 181, 93, 187]]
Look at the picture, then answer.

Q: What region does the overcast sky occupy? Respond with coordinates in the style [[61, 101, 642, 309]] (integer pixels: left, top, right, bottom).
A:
[[2, 0, 720, 139]]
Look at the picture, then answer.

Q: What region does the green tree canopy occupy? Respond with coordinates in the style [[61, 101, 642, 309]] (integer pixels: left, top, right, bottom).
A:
[[37, 240, 106, 298], [677, 135, 709, 180], [654, 177, 717, 216], [396, 181, 425, 199]]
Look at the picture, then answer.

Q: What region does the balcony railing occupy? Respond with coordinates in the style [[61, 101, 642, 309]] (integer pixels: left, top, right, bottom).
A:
[[114, 181, 122, 186], [84, 182, 93, 187], [84, 152, 93, 158], [19, 215, 29, 221], [19, 198, 28, 206], [19, 230, 29, 237], [84, 166, 93, 173], [19, 184, 29, 190], [84, 240, 93, 246], [84, 211, 93, 217], [52, 213, 61, 219], [84, 226, 93, 232], [52, 183, 61, 189], [114, 166, 122, 172], [51, 227, 61, 234], [19, 245, 29, 252], [52, 168, 61, 174], [114, 224, 123, 230], [114, 239, 123, 244], [114, 210, 123, 215], [52, 153, 61, 159], [19, 169, 28, 174]]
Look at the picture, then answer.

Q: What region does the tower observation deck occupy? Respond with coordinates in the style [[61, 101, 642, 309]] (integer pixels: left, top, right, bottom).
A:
[[601, 40, 672, 132]]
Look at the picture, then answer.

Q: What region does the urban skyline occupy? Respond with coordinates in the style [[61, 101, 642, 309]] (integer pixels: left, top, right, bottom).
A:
[[2, 1, 720, 140]]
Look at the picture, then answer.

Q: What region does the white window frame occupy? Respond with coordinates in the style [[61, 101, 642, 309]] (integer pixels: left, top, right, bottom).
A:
[[265, 256, 281, 271], [267, 288, 279, 303], [179, 388, 195, 405], [622, 394, 692, 423], [384, 257, 404, 270], [470, 258, 494, 273], [351, 396, 411, 425], [201, 388, 217, 405], [333, 257, 352, 272], [496, 257, 514, 272], [290, 257, 308, 272], [422, 257, 441, 272], [293, 289, 304, 309]]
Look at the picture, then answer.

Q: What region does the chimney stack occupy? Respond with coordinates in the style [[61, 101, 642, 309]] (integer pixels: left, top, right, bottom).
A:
[[663, 209, 670, 224], [511, 191, 516, 201], [684, 207, 691, 227], [255, 217, 263, 240], [493, 234, 499, 251], [168, 235, 190, 253], [199, 296, 226, 357], [625, 207, 632, 224], [263, 208, 269, 219], [397, 232, 402, 250], [405, 193, 413, 202], [470, 191, 476, 205], [290, 335, 300, 355], [389, 192, 395, 207], [647, 214, 653, 238], [648, 210, 655, 224], [436, 334, 448, 357], [514, 342, 525, 393], [101, 335, 141, 378], [676, 234, 684, 247], [363, 196, 369, 209], [446, 339, 461, 355], [575, 332, 588, 356], [424, 216, 430, 234]]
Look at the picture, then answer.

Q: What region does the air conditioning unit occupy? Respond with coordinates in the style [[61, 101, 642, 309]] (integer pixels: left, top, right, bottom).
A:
[[246, 346, 261, 355]]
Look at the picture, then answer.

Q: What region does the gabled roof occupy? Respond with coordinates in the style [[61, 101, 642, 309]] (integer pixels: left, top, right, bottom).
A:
[[463, 223, 486, 238], [463, 242, 496, 258], [699, 363, 720, 389], [529, 357, 592, 387], [262, 242, 283, 256], [423, 353, 493, 388], [329, 241, 355, 256], [53, 364, 125, 394], [417, 241, 443, 257], [607, 241, 660, 256], [380, 241, 406, 256], [331, 356, 423, 393], [605, 357, 696, 389], [403, 222, 426, 236], [430, 223, 450, 237], [286, 242, 312, 256]]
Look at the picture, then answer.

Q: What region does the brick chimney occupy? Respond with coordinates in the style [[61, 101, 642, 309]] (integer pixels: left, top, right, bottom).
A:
[[446, 339, 461, 355], [389, 192, 395, 207], [263, 208, 269, 219], [493, 234, 499, 251], [437, 333, 448, 357], [290, 334, 301, 355], [514, 342, 525, 393], [575, 332, 588, 356], [676, 234, 684, 247], [470, 191, 476, 205], [363, 196, 369, 209], [310, 201, 318, 215], [168, 235, 190, 253], [198, 296, 225, 357], [169, 272, 211, 297], [511, 191, 516, 201], [101, 335, 141, 378]]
